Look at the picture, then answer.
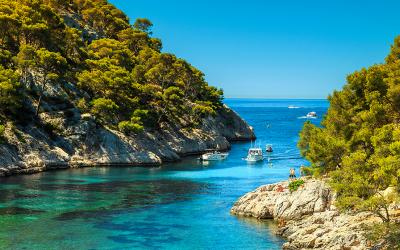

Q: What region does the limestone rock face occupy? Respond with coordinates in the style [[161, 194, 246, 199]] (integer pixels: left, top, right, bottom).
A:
[[231, 179, 333, 220], [0, 105, 255, 176], [231, 179, 380, 250]]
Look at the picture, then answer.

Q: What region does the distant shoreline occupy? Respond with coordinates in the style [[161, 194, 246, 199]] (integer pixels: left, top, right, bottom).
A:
[[224, 97, 328, 100]]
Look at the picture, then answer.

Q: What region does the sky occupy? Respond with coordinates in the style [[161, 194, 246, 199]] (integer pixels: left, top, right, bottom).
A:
[[109, 0, 400, 99]]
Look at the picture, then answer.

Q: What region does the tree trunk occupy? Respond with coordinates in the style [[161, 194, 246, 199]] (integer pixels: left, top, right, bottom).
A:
[[383, 205, 390, 223], [35, 79, 47, 116], [35, 93, 43, 116]]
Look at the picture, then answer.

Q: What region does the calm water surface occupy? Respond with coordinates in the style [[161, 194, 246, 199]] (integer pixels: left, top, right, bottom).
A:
[[0, 99, 328, 249]]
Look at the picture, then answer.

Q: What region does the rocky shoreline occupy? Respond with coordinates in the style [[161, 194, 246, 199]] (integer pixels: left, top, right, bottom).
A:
[[231, 178, 382, 249], [0, 105, 255, 177]]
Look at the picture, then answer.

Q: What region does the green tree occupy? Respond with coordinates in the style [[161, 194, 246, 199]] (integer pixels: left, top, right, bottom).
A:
[[15, 45, 36, 88], [0, 0, 224, 134], [0, 66, 21, 113], [33, 48, 67, 115], [298, 37, 400, 229], [91, 98, 119, 124], [133, 18, 153, 34]]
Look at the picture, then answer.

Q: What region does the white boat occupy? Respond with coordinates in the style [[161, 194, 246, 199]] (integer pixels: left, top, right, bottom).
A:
[[201, 151, 229, 161], [245, 148, 264, 162], [306, 112, 317, 118], [288, 105, 300, 109]]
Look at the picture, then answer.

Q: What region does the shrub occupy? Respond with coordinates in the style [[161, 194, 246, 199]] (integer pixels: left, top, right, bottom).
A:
[[91, 98, 119, 124], [289, 179, 305, 192], [0, 124, 5, 143], [118, 121, 144, 134], [192, 101, 217, 124], [364, 222, 400, 248], [300, 166, 314, 176], [76, 98, 89, 112], [42, 120, 63, 138]]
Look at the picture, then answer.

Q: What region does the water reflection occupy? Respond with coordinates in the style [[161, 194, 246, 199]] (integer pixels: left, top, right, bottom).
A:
[[0, 207, 44, 216]]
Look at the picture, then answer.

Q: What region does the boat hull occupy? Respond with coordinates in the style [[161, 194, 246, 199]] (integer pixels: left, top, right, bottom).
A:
[[201, 153, 229, 161], [245, 155, 263, 162]]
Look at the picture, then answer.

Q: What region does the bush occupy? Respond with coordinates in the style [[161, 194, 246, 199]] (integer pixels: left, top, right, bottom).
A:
[[76, 98, 89, 112], [0, 124, 5, 142], [300, 166, 314, 176], [91, 98, 119, 124], [192, 101, 216, 123], [289, 179, 305, 192], [364, 222, 400, 248], [118, 121, 144, 134], [42, 120, 63, 138]]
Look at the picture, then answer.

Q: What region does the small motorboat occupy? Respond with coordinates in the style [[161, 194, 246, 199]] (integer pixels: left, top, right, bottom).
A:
[[306, 112, 317, 118], [245, 147, 264, 162], [201, 151, 229, 161], [266, 144, 273, 153]]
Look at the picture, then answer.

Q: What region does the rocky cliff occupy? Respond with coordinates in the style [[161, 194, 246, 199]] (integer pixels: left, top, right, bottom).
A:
[[0, 1, 256, 177], [0, 105, 254, 177], [231, 178, 382, 249]]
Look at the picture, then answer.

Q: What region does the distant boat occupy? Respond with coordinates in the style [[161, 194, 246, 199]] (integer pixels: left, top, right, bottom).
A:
[[245, 147, 264, 162], [266, 144, 273, 153], [306, 112, 317, 118], [288, 105, 300, 109], [201, 151, 229, 161]]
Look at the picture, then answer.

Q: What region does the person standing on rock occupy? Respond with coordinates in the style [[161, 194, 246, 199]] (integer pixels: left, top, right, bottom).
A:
[[289, 168, 296, 181]]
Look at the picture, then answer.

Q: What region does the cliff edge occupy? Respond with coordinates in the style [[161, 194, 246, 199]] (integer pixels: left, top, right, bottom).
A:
[[0, 105, 254, 176]]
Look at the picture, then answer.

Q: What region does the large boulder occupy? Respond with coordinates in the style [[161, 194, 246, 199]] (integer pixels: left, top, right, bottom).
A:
[[231, 179, 333, 220]]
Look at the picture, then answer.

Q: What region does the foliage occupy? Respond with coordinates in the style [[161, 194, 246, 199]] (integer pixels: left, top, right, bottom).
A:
[[0, 0, 224, 133], [0, 66, 21, 113], [118, 120, 144, 135], [288, 179, 305, 192], [133, 18, 153, 34], [364, 222, 400, 248], [298, 37, 400, 226], [42, 120, 62, 136], [300, 166, 314, 176], [0, 124, 5, 142], [76, 98, 89, 112], [90, 98, 119, 124]]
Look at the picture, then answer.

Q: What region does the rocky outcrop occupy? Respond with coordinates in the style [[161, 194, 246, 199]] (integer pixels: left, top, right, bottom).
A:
[[231, 178, 381, 250], [0, 105, 255, 177]]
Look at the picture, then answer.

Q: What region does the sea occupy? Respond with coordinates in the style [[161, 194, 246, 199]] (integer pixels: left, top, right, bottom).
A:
[[0, 99, 329, 249]]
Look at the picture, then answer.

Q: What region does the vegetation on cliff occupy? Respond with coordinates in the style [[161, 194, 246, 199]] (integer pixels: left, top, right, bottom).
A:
[[298, 37, 400, 246], [0, 0, 223, 135]]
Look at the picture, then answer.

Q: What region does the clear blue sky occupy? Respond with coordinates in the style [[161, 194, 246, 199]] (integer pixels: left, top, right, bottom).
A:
[[109, 0, 400, 99]]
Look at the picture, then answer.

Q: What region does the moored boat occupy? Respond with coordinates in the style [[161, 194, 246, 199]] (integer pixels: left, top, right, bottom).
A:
[[245, 148, 264, 162], [201, 151, 229, 161], [306, 111, 317, 118]]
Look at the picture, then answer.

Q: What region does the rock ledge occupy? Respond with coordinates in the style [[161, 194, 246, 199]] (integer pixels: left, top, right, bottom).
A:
[[231, 178, 380, 250]]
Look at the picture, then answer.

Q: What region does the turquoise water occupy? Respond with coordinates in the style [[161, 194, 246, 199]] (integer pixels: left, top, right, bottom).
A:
[[0, 99, 328, 249]]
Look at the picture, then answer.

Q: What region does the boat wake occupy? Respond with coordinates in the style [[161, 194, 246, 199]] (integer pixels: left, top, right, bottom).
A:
[[298, 116, 317, 119]]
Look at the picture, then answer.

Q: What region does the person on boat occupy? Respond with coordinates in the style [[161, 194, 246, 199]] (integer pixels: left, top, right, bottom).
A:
[[289, 168, 296, 180]]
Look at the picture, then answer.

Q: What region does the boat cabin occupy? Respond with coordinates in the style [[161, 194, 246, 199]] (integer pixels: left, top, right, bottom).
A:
[[248, 148, 263, 156]]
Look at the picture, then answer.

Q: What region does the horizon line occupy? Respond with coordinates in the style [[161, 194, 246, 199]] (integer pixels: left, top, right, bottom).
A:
[[224, 97, 328, 100]]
